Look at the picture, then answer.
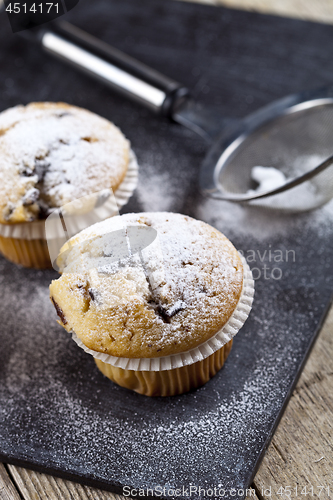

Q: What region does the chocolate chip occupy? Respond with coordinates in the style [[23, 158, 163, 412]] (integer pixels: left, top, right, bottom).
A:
[[51, 297, 67, 325], [38, 199, 52, 219], [34, 159, 50, 182], [148, 299, 170, 323], [22, 188, 39, 206], [3, 203, 14, 220], [88, 288, 101, 304], [156, 305, 171, 323], [58, 112, 71, 118], [148, 299, 185, 324], [20, 166, 34, 177]]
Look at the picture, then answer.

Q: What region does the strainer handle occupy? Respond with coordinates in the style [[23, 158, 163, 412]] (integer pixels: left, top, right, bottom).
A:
[[35, 21, 190, 117]]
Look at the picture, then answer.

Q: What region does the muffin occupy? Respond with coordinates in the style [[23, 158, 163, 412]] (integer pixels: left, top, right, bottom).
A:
[[0, 102, 138, 268], [49, 212, 254, 396]]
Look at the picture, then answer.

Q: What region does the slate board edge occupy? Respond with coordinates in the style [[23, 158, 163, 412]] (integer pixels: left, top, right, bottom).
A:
[[0, 297, 331, 500], [1, 0, 333, 498], [245, 294, 333, 492], [0, 456, 128, 496]]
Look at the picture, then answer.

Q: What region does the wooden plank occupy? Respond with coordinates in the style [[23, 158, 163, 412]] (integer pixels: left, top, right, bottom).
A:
[[7, 465, 260, 500], [180, 0, 333, 24], [7, 465, 122, 500], [246, 491, 259, 500], [253, 305, 333, 499], [0, 464, 21, 500]]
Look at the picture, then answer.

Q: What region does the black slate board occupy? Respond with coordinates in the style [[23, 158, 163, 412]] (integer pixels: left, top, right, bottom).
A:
[[0, 1, 333, 499]]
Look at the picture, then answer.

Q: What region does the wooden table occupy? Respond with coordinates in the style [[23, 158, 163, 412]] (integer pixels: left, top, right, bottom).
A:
[[0, 1, 332, 499]]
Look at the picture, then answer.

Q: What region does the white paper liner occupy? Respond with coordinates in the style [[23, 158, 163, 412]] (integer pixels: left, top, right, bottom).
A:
[[72, 255, 254, 371], [0, 149, 139, 240]]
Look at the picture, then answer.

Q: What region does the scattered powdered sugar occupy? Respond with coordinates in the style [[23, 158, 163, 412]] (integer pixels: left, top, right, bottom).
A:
[[136, 161, 185, 212], [132, 150, 333, 241], [1, 138, 332, 496], [197, 154, 333, 239], [196, 195, 333, 241], [0, 180, 332, 495], [0, 258, 304, 493]]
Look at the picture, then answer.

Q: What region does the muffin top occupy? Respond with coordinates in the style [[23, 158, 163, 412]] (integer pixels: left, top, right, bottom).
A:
[[0, 102, 130, 224], [49, 212, 244, 358]]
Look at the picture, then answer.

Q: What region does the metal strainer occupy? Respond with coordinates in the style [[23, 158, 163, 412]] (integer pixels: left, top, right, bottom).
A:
[[12, 21, 333, 212], [200, 89, 333, 211]]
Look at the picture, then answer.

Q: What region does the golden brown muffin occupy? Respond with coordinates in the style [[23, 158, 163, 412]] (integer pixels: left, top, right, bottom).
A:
[[0, 102, 130, 224], [0, 102, 137, 268], [50, 212, 244, 358], [49, 213, 254, 396]]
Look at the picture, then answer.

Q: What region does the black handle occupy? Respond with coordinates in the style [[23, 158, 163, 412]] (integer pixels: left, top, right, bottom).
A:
[[38, 21, 189, 116]]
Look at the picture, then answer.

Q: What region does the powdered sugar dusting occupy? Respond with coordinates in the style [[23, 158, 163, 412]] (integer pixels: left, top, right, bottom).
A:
[[0, 103, 130, 223], [136, 161, 185, 212], [50, 213, 244, 358], [1, 165, 332, 496], [0, 260, 302, 493], [132, 149, 333, 241], [196, 197, 333, 241]]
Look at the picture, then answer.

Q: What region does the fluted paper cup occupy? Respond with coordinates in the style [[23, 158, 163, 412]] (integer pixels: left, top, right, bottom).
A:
[[72, 256, 254, 396]]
